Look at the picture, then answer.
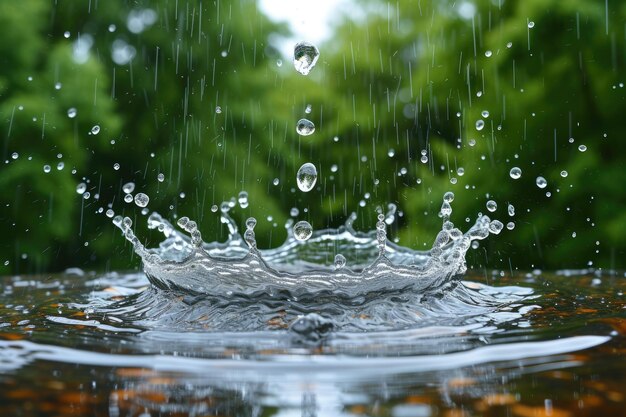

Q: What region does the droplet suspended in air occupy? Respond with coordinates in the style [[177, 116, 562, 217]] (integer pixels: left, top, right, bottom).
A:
[[475, 120, 485, 131], [134, 193, 149, 207], [481, 110, 490, 118], [293, 41, 320, 75], [215, 106, 222, 114], [296, 162, 317, 192], [43, 164, 51, 173], [91, 125, 100, 135], [578, 144, 587, 152], [528, 21, 535, 28], [486, 200, 497, 212], [67, 108, 77, 118], [536, 176, 547, 189], [122, 182, 135, 194], [508, 203, 515, 216], [293, 220, 313, 241], [124, 194, 133, 203], [509, 167, 522, 179], [76, 183, 87, 195], [296, 118, 315, 136], [157, 173, 165, 182], [484, 50, 492, 58], [560, 170, 568, 178], [305, 104, 312, 114], [238, 191, 249, 209]]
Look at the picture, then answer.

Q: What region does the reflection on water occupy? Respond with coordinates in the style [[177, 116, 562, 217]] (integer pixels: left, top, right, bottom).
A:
[[0, 270, 625, 416]]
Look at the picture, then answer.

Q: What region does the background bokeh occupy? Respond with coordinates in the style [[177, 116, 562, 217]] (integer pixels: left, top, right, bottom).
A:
[[1, 0, 624, 274]]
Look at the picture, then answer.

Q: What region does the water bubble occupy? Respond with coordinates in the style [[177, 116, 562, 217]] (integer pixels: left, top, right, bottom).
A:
[[475, 120, 485, 131], [536, 176, 547, 189], [238, 191, 249, 209], [486, 200, 497, 212], [215, 106, 222, 114], [90, 125, 100, 135], [124, 194, 133, 203], [481, 110, 490, 118], [43, 165, 51, 173], [157, 173, 165, 182], [67, 108, 77, 118], [560, 170, 568, 178], [508, 203, 515, 216], [528, 21, 535, 28], [122, 182, 135, 194], [293, 220, 313, 241], [296, 163, 318, 192], [305, 104, 312, 114], [76, 183, 87, 194], [334, 254, 346, 270], [509, 167, 522, 179], [134, 193, 149, 207], [296, 118, 315, 136], [293, 42, 320, 75], [507, 221, 515, 230], [578, 144, 587, 152]]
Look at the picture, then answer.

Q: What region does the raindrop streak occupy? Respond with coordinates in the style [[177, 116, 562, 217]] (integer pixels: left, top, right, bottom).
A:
[[509, 167, 522, 179], [536, 176, 548, 189], [134, 193, 149, 208], [296, 119, 315, 136], [293, 42, 320, 75], [293, 221, 313, 241], [296, 163, 318, 192]]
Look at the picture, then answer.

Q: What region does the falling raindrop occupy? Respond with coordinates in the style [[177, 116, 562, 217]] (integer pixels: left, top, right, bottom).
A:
[[215, 106, 222, 114], [43, 165, 51, 173], [334, 254, 346, 269], [293, 221, 313, 241], [134, 193, 149, 207], [157, 173, 165, 182], [481, 110, 490, 118], [536, 176, 547, 189], [509, 167, 522, 179], [113, 163, 120, 170], [578, 144, 587, 152], [238, 191, 249, 209], [507, 222, 515, 230], [485, 50, 492, 57], [122, 182, 135, 194], [76, 183, 87, 194], [486, 200, 497, 212], [293, 42, 320, 75], [124, 194, 133, 203], [91, 125, 100, 135], [296, 118, 315, 136], [475, 120, 485, 131], [105, 209, 115, 218], [560, 170, 568, 178], [296, 163, 318, 192], [67, 108, 77, 118], [528, 21, 535, 28], [305, 104, 312, 114], [508, 204, 515, 216]]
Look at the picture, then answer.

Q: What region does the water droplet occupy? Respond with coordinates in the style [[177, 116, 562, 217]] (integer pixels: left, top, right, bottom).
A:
[[420, 155, 428, 163], [305, 104, 312, 114], [486, 200, 497, 212], [276, 59, 283, 67], [475, 120, 485, 131], [105, 209, 115, 218], [506, 41, 513, 48], [536, 176, 547, 189], [63, 31, 71, 38], [67, 108, 77, 118], [485, 50, 492, 57], [290, 207, 299, 217], [54, 82, 62, 90], [489, 220, 504, 234], [76, 183, 87, 194], [387, 148, 395, 157], [293, 42, 320, 75], [508, 204, 515, 216], [334, 254, 346, 270], [11, 152, 18, 160], [134, 193, 149, 207], [507, 221, 515, 230], [122, 182, 135, 194], [157, 173, 165, 182], [509, 167, 522, 179], [272, 178, 280, 186], [481, 110, 490, 118], [211, 204, 218, 213], [56, 162, 64, 170], [296, 118, 315, 136], [215, 106, 222, 114], [113, 163, 120, 170], [443, 191, 455, 203], [83, 192, 90, 200], [578, 144, 587, 152], [91, 125, 100, 135], [293, 220, 313, 241], [457, 167, 465, 176], [333, 136, 339, 142], [560, 170, 568, 178], [296, 163, 318, 192], [238, 191, 249, 209], [528, 21, 535, 28], [124, 194, 133, 203], [330, 164, 338, 173], [43, 165, 51, 173]]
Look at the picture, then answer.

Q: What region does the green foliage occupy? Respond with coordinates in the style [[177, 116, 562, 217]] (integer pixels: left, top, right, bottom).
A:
[[0, 0, 624, 274]]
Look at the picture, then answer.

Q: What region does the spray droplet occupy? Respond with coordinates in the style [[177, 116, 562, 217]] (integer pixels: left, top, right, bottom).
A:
[[134, 193, 149, 207], [157, 173, 165, 182], [215, 106, 222, 114], [486, 200, 497, 212], [489, 220, 504, 234], [293, 220, 313, 241], [578, 144, 587, 152], [305, 104, 312, 114], [91, 125, 100, 135], [211, 204, 218, 212], [507, 221, 515, 230], [334, 254, 346, 270], [124, 194, 133, 203], [290, 207, 299, 217], [293, 42, 320, 75], [122, 182, 135, 194], [536, 176, 547, 189], [106, 209, 115, 218], [296, 118, 315, 136], [244, 217, 257, 248], [113, 163, 120, 170], [509, 167, 522, 179], [560, 170, 568, 178], [508, 203, 515, 216], [11, 152, 18, 160], [43, 165, 51, 173], [528, 21, 535, 28], [276, 59, 283, 67], [67, 108, 77, 118], [481, 110, 490, 118], [238, 191, 249, 209], [475, 120, 485, 131], [296, 163, 318, 192], [76, 183, 87, 194], [484, 50, 492, 58]]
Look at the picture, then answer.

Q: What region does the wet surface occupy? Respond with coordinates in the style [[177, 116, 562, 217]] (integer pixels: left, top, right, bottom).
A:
[[0, 270, 625, 416]]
